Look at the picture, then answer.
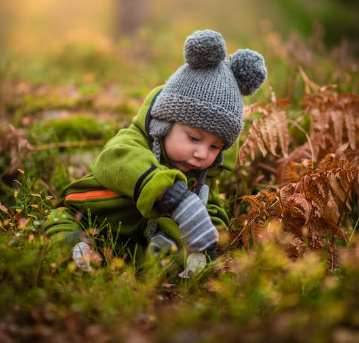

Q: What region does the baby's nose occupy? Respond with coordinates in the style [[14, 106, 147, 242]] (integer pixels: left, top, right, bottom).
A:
[[193, 145, 208, 160]]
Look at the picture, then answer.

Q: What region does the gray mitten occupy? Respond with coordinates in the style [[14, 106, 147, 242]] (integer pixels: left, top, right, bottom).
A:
[[159, 181, 218, 252], [148, 230, 178, 257], [198, 184, 209, 206]]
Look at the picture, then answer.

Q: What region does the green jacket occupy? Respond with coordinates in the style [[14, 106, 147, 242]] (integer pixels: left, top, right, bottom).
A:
[[44, 86, 239, 259]]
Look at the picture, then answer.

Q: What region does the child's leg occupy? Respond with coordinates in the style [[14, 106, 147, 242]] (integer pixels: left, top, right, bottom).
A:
[[43, 207, 89, 265]]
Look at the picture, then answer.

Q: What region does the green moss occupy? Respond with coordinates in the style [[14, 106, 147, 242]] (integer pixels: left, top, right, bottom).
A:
[[46, 115, 115, 142]]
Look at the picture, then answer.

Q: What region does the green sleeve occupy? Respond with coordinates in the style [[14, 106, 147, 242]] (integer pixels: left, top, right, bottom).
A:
[[91, 88, 186, 219], [206, 177, 229, 229]]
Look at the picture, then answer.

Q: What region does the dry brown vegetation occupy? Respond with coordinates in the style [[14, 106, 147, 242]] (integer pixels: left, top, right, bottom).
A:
[[234, 68, 359, 270]]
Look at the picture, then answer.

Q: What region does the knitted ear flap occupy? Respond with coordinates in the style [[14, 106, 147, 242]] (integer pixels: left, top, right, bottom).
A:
[[149, 118, 173, 139], [184, 30, 226, 69], [149, 118, 173, 162], [229, 49, 267, 96]]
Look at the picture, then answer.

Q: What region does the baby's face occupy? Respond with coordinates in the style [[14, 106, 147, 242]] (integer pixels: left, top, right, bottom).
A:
[[164, 123, 224, 172]]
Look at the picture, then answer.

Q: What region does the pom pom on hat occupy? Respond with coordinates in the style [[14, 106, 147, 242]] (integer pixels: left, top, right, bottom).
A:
[[230, 49, 267, 96], [184, 30, 226, 69]]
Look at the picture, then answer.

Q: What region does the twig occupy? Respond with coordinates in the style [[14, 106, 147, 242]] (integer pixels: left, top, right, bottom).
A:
[[298, 66, 320, 93], [257, 162, 277, 174], [225, 226, 247, 252]]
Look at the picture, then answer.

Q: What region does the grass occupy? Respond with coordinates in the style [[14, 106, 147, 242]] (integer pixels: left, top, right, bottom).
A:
[[1, 189, 359, 342]]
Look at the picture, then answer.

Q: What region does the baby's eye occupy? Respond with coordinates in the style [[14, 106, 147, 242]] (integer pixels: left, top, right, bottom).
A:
[[210, 144, 221, 150], [188, 134, 199, 142]]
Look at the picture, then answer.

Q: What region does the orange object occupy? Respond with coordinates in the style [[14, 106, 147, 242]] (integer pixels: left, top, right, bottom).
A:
[[65, 190, 119, 201]]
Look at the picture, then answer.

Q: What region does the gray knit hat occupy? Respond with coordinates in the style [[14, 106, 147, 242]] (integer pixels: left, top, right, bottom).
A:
[[150, 29, 267, 150]]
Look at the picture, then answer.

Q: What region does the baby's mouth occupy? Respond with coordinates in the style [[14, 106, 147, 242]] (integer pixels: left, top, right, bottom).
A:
[[185, 162, 199, 170]]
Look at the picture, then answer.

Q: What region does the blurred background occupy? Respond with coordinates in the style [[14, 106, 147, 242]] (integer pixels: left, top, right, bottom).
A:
[[1, 0, 358, 95]]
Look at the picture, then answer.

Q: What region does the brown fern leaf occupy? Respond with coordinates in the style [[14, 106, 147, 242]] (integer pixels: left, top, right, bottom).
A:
[[238, 120, 262, 165], [240, 191, 281, 248], [238, 96, 290, 164], [326, 157, 359, 180], [242, 194, 264, 210], [263, 115, 278, 156], [328, 173, 352, 211], [322, 159, 359, 211], [278, 168, 348, 252], [327, 191, 340, 221], [273, 110, 289, 158], [310, 216, 346, 243], [301, 83, 359, 159], [283, 192, 312, 227], [319, 150, 359, 171], [243, 191, 278, 210], [251, 120, 268, 158], [300, 67, 358, 156], [242, 190, 279, 222], [259, 190, 278, 207], [279, 183, 296, 208], [344, 110, 356, 150], [310, 108, 330, 148], [300, 174, 330, 209], [329, 110, 344, 146], [259, 116, 270, 151], [280, 159, 314, 184], [276, 144, 313, 186], [281, 162, 300, 184], [241, 194, 264, 223]]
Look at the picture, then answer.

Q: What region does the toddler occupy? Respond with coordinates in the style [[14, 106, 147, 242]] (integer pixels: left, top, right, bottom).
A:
[[44, 29, 267, 272]]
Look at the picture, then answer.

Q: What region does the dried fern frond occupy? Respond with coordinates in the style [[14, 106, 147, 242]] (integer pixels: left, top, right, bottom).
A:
[[238, 120, 267, 163], [240, 190, 281, 248], [300, 174, 330, 209], [235, 69, 358, 267], [276, 144, 313, 185], [323, 158, 359, 211], [242, 190, 279, 221], [238, 89, 290, 165], [299, 67, 359, 160], [240, 166, 351, 256]]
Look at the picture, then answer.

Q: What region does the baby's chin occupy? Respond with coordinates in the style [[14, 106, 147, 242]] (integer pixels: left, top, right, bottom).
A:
[[180, 163, 206, 172]]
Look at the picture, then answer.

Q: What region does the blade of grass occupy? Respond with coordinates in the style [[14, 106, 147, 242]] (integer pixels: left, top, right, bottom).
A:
[[348, 217, 359, 243]]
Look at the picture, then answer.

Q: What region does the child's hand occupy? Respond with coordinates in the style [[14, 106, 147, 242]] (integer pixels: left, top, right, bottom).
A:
[[172, 192, 218, 251], [159, 181, 218, 252], [148, 230, 178, 257], [72, 242, 93, 272], [198, 184, 209, 206]]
